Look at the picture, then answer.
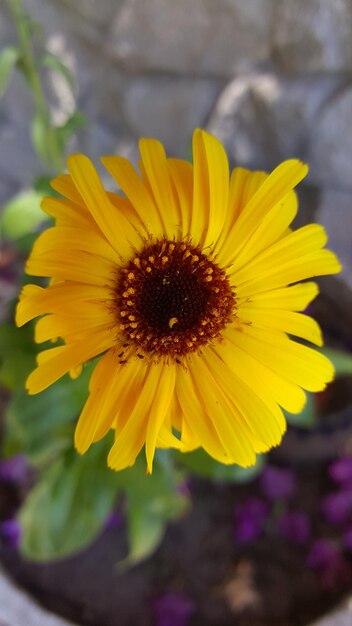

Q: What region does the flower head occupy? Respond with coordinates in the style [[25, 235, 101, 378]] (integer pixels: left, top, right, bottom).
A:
[[234, 497, 269, 542], [0, 455, 29, 483], [0, 519, 21, 549], [322, 489, 352, 524], [329, 457, 352, 487], [307, 539, 351, 589], [154, 592, 194, 626], [260, 465, 296, 501], [16, 130, 341, 472], [343, 527, 352, 551], [277, 511, 310, 544]]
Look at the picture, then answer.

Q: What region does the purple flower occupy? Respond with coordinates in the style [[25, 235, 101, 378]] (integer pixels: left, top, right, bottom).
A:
[[260, 465, 296, 501], [329, 457, 352, 487], [177, 479, 192, 498], [277, 511, 311, 544], [0, 455, 29, 483], [307, 539, 339, 569], [106, 510, 123, 529], [343, 527, 352, 551], [0, 519, 21, 549], [322, 490, 352, 524], [154, 592, 194, 626], [234, 497, 269, 543], [307, 539, 351, 589]]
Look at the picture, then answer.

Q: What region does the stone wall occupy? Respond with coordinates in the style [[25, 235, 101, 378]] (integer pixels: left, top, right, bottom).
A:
[[1, 0, 352, 285]]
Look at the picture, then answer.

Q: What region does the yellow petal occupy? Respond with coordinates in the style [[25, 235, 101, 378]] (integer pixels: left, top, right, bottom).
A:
[[218, 330, 307, 414], [156, 422, 184, 450], [26, 325, 115, 394], [139, 138, 181, 240], [239, 307, 323, 346], [26, 249, 115, 286], [214, 167, 261, 254], [41, 197, 93, 228], [102, 155, 163, 237], [31, 226, 120, 265], [50, 173, 84, 205], [188, 359, 256, 466], [218, 159, 308, 267], [241, 282, 319, 311], [190, 128, 209, 245], [68, 154, 141, 259], [75, 352, 143, 454], [229, 325, 334, 392], [16, 283, 113, 327], [145, 363, 176, 472], [200, 130, 229, 249], [34, 306, 110, 343], [230, 190, 298, 273], [167, 158, 193, 239], [108, 191, 148, 236], [203, 347, 285, 448], [75, 349, 119, 453], [107, 363, 165, 471], [176, 362, 230, 464], [236, 248, 341, 297]]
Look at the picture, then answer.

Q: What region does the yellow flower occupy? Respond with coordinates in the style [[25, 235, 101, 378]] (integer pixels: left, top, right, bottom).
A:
[[16, 130, 341, 473]]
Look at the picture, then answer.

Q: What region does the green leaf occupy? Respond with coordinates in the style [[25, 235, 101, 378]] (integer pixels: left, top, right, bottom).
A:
[[3, 362, 94, 465], [118, 456, 188, 568], [15, 231, 43, 254], [176, 448, 265, 483], [0, 323, 37, 390], [30, 113, 51, 163], [321, 347, 352, 377], [34, 175, 59, 197], [19, 439, 119, 560], [54, 112, 86, 154], [41, 52, 74, 92], [285, 392, 317, 428], [0, 47, 20, 98], [1, 190, 46, 240]]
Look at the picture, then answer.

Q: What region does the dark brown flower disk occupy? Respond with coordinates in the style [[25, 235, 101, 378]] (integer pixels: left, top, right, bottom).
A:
[[115, 239, 236, 361]]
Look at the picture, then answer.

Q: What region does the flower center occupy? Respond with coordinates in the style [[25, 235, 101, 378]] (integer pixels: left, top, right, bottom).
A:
[[116, 239, 236, 360]]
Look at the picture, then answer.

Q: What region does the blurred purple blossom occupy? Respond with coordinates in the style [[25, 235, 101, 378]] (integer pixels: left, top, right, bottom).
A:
[[0, 519, 21, 549], [106, 510, 123, 529], [0, 455, 29, 483], [234, 497, 269, 543], [307, 539, 351, 589], [277, 511, 311, 544], [177, 479, 192, 498], [307, 539, 339, 569], [260, 465, 296, 501], [322, 490, 352, 524], [154, 592, 194, 626], [329, 457, 352, 487], [343, 527, 352, 551]]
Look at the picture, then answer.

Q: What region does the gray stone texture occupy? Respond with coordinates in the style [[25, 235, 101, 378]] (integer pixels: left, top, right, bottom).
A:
[[0, 566, 75, 626], [309, 85, 352, 192], [317, 189, 352, 290], [309, 598, 352, 625], [273, 0, 352, 73], [108, 0, 274, 77], [121, 76, 222, 154], [207, 73, 345, 170]]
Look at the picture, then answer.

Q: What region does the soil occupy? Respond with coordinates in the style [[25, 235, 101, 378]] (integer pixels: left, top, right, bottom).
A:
[[0, 457, 351, 626]]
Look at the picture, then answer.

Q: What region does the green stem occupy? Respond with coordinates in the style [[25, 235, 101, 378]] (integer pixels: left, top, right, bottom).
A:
[[9, 0, 64, 172]]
